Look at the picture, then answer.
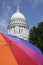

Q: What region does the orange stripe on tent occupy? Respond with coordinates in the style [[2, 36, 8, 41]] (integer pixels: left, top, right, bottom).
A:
[[0, 46, 18, 65], [0, 33, 18, 65], [0, 33, 6, 45]]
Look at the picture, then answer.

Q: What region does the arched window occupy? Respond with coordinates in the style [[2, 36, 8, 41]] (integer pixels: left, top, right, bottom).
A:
[[19, 29, 20, 33], [21, 29, 23, 33], [14, 29, 15, 33], [14, 26, 15, 33], [21, 26, 23, 33], [19, 19, 20, 22], [19, 26, 21, 33]]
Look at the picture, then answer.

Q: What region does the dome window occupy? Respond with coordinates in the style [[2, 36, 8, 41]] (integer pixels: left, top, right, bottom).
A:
[[13, 26, 15, 33], [19, 19, 20, 22], [14, 20, 15, 22]]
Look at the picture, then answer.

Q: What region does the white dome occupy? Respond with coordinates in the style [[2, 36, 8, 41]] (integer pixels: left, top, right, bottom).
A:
[[11, 12, 25, 20], [11, 6, 25, 20]]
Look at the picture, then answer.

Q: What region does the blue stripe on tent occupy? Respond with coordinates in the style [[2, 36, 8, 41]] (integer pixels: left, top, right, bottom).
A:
[[5, 34, 42, 55]]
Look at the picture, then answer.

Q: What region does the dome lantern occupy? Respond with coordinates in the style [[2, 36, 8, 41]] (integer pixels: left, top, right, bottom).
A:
[[17, 6, 19, 12]]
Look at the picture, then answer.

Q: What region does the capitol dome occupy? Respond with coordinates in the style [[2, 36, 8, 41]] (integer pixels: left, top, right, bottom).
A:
[[11, 6, 25, 20], [8, 6, 29, 41]]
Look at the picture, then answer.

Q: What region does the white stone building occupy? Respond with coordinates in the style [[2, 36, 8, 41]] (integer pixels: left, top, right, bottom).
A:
[[8, 6, 29, 40]]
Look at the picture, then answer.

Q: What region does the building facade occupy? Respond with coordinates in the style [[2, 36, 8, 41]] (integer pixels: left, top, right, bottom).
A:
[[8, 6, 29, 40]]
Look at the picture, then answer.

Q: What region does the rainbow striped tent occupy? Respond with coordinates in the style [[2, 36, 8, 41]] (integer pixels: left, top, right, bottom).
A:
[[0, 33, 43, 65]]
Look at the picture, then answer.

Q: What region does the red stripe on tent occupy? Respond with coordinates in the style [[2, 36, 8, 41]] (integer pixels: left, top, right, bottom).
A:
[[9, 44, 38, 65]]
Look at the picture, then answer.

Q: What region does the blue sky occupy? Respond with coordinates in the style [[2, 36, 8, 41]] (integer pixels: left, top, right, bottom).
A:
[[0, 0, 43, 33]]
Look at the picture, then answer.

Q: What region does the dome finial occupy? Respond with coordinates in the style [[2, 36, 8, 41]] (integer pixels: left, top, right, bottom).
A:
[[17, 6, 19, 12]]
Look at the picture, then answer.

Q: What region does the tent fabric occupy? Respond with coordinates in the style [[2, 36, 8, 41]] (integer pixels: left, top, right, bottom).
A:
[[5, 33, 42, 55], [0, 33, 43, 65], [3, 33, 42, 65]]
